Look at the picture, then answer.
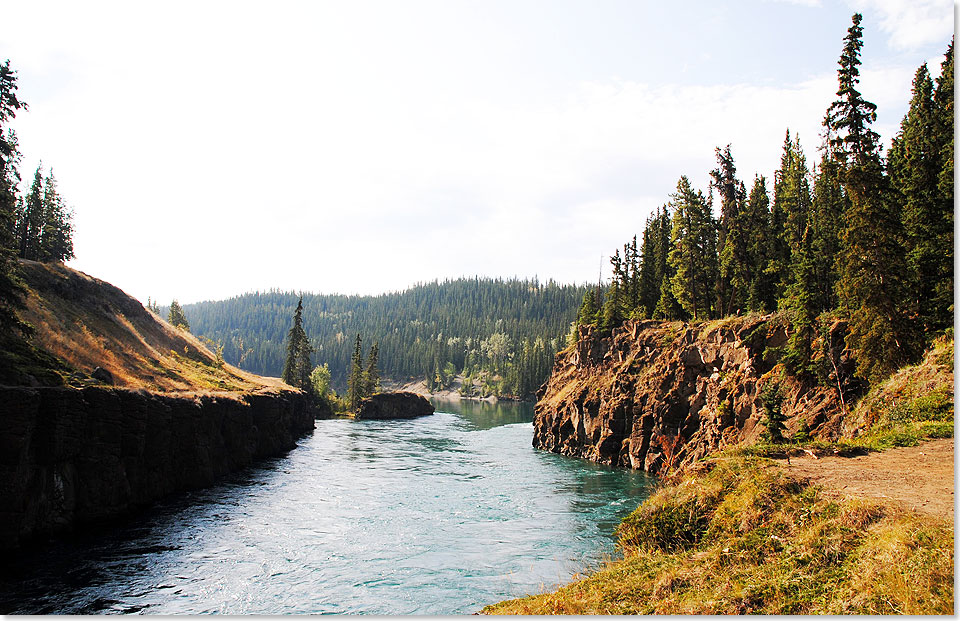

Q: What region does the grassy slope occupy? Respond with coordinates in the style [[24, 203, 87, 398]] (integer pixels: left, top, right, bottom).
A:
[[484, 336, 954, 615], [8, 260, 284, 393]]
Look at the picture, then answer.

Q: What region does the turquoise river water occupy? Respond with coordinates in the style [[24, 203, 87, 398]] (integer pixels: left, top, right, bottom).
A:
[[0, 399, 653, 615]]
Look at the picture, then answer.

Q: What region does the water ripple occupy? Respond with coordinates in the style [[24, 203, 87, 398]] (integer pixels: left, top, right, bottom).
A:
[[0, 400, 652, 615]]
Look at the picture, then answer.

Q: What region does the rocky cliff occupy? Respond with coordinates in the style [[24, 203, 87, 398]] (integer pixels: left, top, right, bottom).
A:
[[0, 385, 314, 550], [355, 391, 435, 420], [533, 315, 862, 475]]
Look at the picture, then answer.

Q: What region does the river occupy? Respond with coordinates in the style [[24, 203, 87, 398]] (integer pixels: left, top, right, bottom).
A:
[[0, 399, 652, 615]]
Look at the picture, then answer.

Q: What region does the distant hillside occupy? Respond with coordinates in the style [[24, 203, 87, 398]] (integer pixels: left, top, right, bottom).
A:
[[13, 260, 279, 392], [181, 278, 591, 396]]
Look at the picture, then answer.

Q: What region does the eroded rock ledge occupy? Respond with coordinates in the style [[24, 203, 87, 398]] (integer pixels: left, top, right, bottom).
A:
[[533, 315, 861, 475], [0, 386, 314, 550], [355, 391, 435, 420]]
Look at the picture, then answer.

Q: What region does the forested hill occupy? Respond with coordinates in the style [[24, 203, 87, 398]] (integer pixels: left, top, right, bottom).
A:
[[180, 278, 591, 397]]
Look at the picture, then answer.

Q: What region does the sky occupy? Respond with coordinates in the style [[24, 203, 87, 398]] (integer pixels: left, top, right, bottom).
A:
[[2, 0, 955, 304]]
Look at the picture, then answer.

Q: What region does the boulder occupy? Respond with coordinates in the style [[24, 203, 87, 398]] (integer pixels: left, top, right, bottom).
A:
[[355, 392, 435, 420]]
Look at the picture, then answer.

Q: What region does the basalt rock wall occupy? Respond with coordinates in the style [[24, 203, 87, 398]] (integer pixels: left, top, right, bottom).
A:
[[533, 315, 862, 475], [0, 386, 314, 550]]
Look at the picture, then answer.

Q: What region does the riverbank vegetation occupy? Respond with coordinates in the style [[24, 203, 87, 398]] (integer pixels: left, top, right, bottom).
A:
[[484, 451, 953, 614], [179, 278, 587, 398]]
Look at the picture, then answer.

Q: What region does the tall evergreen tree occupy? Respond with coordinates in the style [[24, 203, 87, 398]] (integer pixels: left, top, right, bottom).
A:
[[770, 131, 813, 307], [712, 145, 749, 315], [808, 150, 846, 313], [830, 13, 922, 384], [889, 52, 953, 336], [0, 59, 28, 336], [281, 297, 313, 389], [743, 175, 774, 312], [39, 170, 74, 263], [667, 176, 719, 320], [363, 341, 380, 396], [346, 332, 364, 410], [16, 166, 43, 260], [638, 207, 671, 318]]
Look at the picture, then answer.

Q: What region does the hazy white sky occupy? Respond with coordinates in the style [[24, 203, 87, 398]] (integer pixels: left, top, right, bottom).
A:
[[2, 0, 954, 304]]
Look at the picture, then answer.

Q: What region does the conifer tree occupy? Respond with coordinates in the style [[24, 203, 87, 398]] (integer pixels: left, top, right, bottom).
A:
[[576, 289, 599, 326], [39, 170, 74, 263], [0, 59, 28, 335], [281, 297, 312, 389], [667, 176, 718, 320], [363, 341, 380, 396], [640, 206, 673, 318], [712, 145, 749, 315], [743, 176, 774, 312], [889, 52, 953, 336], [17, 166, 43, 260], [830, 13, 922, 384], [168, 299, 190, 331], [808, 151, 846, 313], [770, 131, 813, 306], [346, 332, 364, 410]]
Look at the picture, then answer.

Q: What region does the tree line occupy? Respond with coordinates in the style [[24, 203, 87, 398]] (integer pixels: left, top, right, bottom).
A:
[[178, 277, 590, 399], [579, 14, 953, 387], [0, 60, 76, 346]]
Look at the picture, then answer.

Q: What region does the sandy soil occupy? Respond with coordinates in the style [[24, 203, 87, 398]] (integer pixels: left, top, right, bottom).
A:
[[780, 439, 954, 520]]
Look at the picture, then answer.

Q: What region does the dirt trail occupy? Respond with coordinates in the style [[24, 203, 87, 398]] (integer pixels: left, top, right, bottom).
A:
[[781, 439, 954, 520]]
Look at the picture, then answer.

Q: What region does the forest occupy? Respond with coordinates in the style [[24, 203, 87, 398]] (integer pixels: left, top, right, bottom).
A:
[[177, 277, 591, 398], [580, 14, 953, 388]]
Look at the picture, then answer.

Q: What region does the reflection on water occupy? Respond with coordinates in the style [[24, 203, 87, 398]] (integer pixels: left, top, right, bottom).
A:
[[0, 400, 652, 615]]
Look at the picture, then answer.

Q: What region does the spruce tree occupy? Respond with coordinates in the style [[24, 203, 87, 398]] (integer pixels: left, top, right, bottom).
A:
[[576, 289, 599, 326], [0, 59, 28, 336], [712, 145, 749, 315], [39, 170, 74, 263], [743, 176, 774, 312], [281, 297, 312, 389], [889, 53, 953, 336], [830, 13, 922, 384], [17, 166, 43, 260], [770, 131, 813, 307], [639, 206, 672, 318], [363, 341, 380, 396], [168, 299, 190, 331], [808, 150, 846, 313], [667, 176, 718, 320], [346, 332, 364, 410]]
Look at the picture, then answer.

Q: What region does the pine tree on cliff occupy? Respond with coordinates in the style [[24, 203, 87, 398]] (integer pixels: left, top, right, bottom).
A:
[[770, 131, 813, 307], [667, 176, 718, 320], [576, 289, 599, 326], [347, 332, 364, 410], [712, 145, 749, 315], [830, 13, 922, 384], [168, 299, 190, 331], [0, 59, 29, 336], [639, 206, 671, 318], [888, 50, 953, 337], [743, 175, 774, 312], [281, 297, 312, 389], [808, 150, 846, 313], [39, 170, 74, 263], [16, 165, 43, 260]]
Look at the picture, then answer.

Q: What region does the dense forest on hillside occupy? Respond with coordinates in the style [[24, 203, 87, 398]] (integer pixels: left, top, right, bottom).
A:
[[581, 14, 953, 388], [178, 278, 590, 398]]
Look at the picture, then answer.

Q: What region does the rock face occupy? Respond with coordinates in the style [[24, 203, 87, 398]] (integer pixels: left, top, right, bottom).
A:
[[533, 315, 862, 475], [355, 392, 435, 420], [0, 386, 314, 550]]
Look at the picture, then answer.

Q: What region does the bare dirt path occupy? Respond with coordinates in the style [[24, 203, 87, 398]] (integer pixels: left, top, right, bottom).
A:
[[780, 438, 955, 520]]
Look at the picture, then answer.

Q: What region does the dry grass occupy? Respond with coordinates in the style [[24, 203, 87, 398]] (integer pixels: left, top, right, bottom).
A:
[[14, 260, 285, 393], [483, 456, 953, 615]]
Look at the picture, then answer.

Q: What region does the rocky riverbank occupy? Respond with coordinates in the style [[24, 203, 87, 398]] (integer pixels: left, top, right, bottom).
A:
[[533, 315, 862, 474], [0, 385, 315, 550]]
